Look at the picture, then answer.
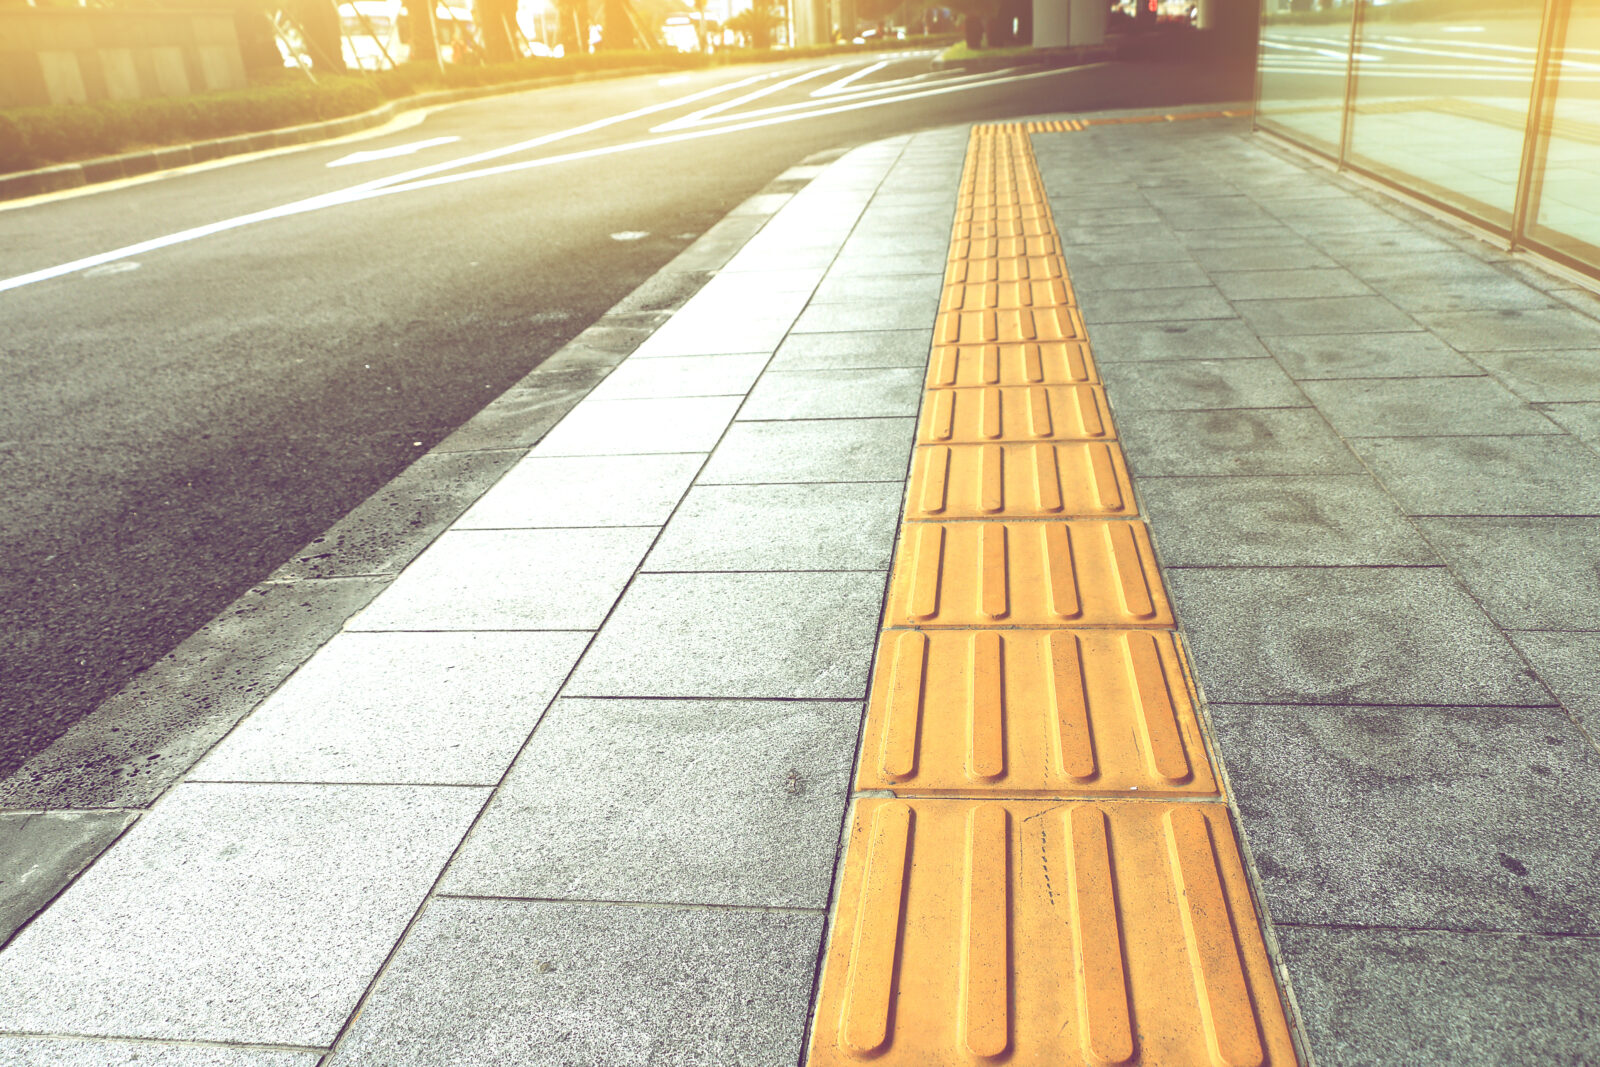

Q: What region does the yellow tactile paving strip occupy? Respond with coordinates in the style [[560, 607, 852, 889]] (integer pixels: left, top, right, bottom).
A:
[[807, 125, 1298, 1067]]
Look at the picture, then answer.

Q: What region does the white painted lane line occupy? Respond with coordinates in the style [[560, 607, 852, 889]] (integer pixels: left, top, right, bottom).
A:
[[327, 136, 461, 167], [650, 64, 844, 132], [812, 60, 888, 96], [0, 63, 1102, 295]]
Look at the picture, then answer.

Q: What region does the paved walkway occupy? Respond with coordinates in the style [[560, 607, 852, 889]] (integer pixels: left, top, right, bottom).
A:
[[1, 109, 1598, 1066]]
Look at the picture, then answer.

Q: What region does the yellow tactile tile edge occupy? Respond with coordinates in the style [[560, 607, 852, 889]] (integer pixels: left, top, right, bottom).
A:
[[806, 125, 1300, 1066]]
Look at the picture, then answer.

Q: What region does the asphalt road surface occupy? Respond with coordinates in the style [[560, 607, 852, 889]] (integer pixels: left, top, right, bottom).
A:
[[0, 45, 1252, 781]]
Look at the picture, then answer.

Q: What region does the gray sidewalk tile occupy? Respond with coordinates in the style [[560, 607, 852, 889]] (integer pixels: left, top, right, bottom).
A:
[[1085, 319, 1269, 362], [825, 253, 946, 276], [193, 632, 589, 786], [627, 311, 798, 357], [1116, 409, 1360, 476], [1508, 631, 1600, 734], [1341, 252, 1555, 313], [697, 418, 914, 483], [349, 527, 656, 632], [1080, 286, 1235, 324], [1234, 296, 1418, 336], [1175, 225, 1307, 249], [1062, 223, 1179, 246], [0, 783, 485, 1046], [1278, 926, 1600, 1067], [584, 353, 769, 401], [0, 811, 136, 944], [1099, 358, 1305, 410], [719, 246, 840, 273], [1068, 261, 1212, 292], [1190, 244, 1338, 272], [1300, 377, 1560, 437], [791, 302, 938, 334], [1351, 435, 1600, 515], [329, 898, 822, 1067], [1418, 308, 1600, 351], [1064, 241, 1197, 267], [1212, 702, 1600, 934], [1469, 350, 1600, 402], [456, 454, 703, 529], [566, 572, 884, 699], [811, 274, 943, 304], [440, 698, 858, 908], [1140, 475, 1435, 566], [1262, 332, 1484, 379], [1415, 517, 1600, 631], [1540, 402, 1600, 447], [836, 234, 948, 258], [767, 330, 932, 370], [0, 1040, 319, 1066], [1211, 268, 1373, 301], [1167, 567, 1550, 706], [531, 395, 742, 456], [644, 482, 901, 571], [740, 368, 923, 419]]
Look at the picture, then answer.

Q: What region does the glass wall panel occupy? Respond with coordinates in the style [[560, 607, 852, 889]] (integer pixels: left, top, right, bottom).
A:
[[1256, 0, 1358, 156], [1526, 5, 1600, 271], [1345, 0, 1545, 229]]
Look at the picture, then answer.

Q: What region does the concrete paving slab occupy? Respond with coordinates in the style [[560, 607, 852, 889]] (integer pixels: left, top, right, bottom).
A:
[[1213, 702, 1600, 934], [1116, 408, 1360, 476], [1340, 252, 1556, 313], [328, 898, 822, 1067], [0, 783, 485, 1046], [1062, 240, 1198, 267], [1081, 319, 1270, 362], [791, 302, 939, 334], [740, 368, 923, 419], [1470, 350, 1600, 402], [1416, 517, 1600, 631], [1350, 435, 1600, 515], [810, 274, 942, 305], [455, 454, 703, 529], [440, 698, 858, 908], [644, 482, 901, 571], [1211, 268, 1373, 300], [1278, 926, 1600, 1067], [1234, 295, 1419, 335], [824, 252, 949, 276], [585, 353, 769, 400], [1098, 358, 1305, 410], [531, 396, 742, 456], [566, 571, 884, 699], [1167, 566, 1550, 706], [0, 1040, 319, 1066], [767, 330, 933, 370], [193, 631, 589, 786], [1079, 286, 1235, 324], [1301, 377, 1561, 437], [1139, 475, 1435, 566], [1261, 331, 1484, 379], [1173, 226, 1309, 249], [696, 418, 914, 484], [1189, 243, 1339, 272], [1418, 308, 1600, 351], [1508, 631, 1600, 735], [349, 527, 655, 632], [0, 811, 136, 944], [1540, 401, 1600, 446], [1067, 261, 1212, 292]]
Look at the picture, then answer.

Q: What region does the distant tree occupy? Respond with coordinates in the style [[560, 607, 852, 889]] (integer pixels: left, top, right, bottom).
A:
[[404, 0, 441, 64], [557, 0, 589, 52], [725, 0, 780, 46], [597, 0, 642, 49], [475, 0, 518, 60], [288, 0, 346, 71]]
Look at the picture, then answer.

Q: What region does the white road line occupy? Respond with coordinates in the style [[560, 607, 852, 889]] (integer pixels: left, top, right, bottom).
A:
[[327, 136, 461, 167], [663, 66, 1025, 131], [650, 64, 843, 132], [812, 60, 888, 96], [0, 63, 1101, 295]]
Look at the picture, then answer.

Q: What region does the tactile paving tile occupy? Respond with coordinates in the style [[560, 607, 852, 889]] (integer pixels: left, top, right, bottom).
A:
[[949, 236, 1062, 261], [927, 342, 1097, 388], [944, 255, 1066, 285], [936, 307, 1088, 345], [883, 521, 1174, 628], [940, 281, 1077, 313], [952, 216, 1056, 241], [906, 443, 1133, 520], [857, 629, 1217, 796], [918, 385, 1113, 444], [962, 201, 1053, 221], [809, 798, 1296, 1067]]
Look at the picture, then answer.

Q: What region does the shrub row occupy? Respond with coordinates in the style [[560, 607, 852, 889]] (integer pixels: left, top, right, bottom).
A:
[[0, 37, 958, 175]]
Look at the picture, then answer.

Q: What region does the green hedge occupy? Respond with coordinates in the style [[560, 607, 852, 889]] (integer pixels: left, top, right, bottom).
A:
[[0, 37, 959, 175]]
